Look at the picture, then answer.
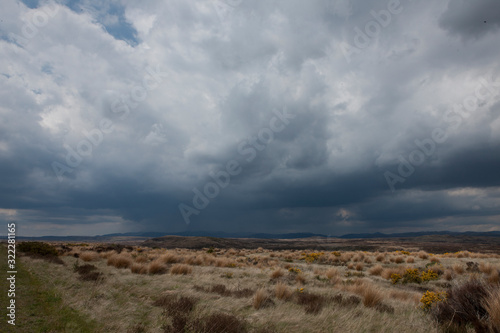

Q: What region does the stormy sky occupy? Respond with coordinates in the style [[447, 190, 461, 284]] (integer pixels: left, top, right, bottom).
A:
[[1, 0, 500, 237]]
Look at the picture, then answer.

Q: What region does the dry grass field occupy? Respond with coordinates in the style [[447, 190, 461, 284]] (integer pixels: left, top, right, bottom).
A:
[[3, 240, 500, 332]]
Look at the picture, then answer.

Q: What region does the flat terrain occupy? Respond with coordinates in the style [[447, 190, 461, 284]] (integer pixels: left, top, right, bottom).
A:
[[1, 236, 499, 332], [143, 234, 500, 253]]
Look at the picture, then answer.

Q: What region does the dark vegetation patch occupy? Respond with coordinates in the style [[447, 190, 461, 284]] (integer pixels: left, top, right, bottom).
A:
[[18, 242, 64, 264], [193, 284, 255, 298], [73, 262, 104, 282]]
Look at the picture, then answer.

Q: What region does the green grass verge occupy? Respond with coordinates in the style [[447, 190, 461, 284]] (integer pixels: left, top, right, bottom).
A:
[[0, 243, 102, 332]]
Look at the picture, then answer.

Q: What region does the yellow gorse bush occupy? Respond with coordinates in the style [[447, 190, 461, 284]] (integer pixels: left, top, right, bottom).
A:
[[421, 269, 439, 282], [420, 290, 447, 310], [391, 273, 402, 284], [288, 267, 302, 274], [390, 268, 441, 284], [301, 252, 324, 263]]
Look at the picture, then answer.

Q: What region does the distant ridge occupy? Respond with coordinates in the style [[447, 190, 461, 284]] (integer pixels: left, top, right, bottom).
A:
[[8, 230, 500, 241]]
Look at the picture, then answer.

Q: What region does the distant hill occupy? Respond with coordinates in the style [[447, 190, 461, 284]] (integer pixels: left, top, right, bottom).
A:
[[9, 230, 500, 242]]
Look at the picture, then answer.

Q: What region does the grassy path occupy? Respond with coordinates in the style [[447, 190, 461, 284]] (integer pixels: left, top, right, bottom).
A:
[[0, 243, 102, 332]]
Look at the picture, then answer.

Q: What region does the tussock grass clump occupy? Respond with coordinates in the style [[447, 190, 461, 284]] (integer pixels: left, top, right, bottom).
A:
[[349, 281, 384, 308], [479, 262, 495, 275], [159, 253, 180, 264], [488, 269, 500, 285], [107, 254, 132, 269], [270, 268, 284, 280], [452, 263, 465, 274], [326, 268, 340, 279], [275, 282, 292, 300], [130, 263, 148, 274], [79, 251, 99, 262], [381, 267, 403, 280], [134, 255, 149, 264], [148, 260, 168, 275], [355, 263, 364, 271], [376, 254, 385, 262], [406, 257, 415, 263], [369, 264, 384, 276], [418, 251, 429, 260], [171, 264, 192, 275], [253, 289, 273, 310]]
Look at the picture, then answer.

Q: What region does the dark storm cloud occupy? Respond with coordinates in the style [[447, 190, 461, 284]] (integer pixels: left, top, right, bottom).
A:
[[439, 0, 500, 40], [1, 0, 500, 236]]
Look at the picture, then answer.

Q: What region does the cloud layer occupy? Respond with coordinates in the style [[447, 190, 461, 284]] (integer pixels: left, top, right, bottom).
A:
[[1, 0, 500, 236]]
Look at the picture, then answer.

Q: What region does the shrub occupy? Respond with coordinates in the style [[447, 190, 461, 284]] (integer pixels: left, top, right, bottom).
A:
[[154, 295, 197, 333], [402, 268, 422, 284], [288, 267, 302, 274], [275, 282, 291, 300], [430, 278, 489, 332], [420, 290, 447, 311], [391, 274, 402, 284], [18, 242, 59, 256], [170, 264, 192, 275], [73, 262, 103, 282], [421, 269, 439, 282]]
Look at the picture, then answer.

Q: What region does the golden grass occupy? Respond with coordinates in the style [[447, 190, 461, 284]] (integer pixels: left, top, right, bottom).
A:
[[271, 268, 284, 280], [326, 268, 340, 279], [484, 288, 500, 332], [130, 263, 148, 274], [107, 254, 132, 269], [148, 260, 167, 275], [15, 243, 500, 333], [275, 282, 292, 300], [170, 264, 192, 275], [79, 251, 99, 262], [253, 289, 269, 309], [369, 264, 384, 276]]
